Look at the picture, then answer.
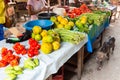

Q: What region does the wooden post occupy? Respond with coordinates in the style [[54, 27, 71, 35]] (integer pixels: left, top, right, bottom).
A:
[[46, 75, 52, 80], [77, 46, 84, 80], [47, 0, 50, 13]]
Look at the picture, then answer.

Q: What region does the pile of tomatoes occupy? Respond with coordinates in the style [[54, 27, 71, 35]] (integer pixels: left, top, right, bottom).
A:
[[68, 4, 92, 18], [13, 43, 27, 55], [27, 38, 40, 57], [0, 38, 41, 67], [0, 47, 20, 67]]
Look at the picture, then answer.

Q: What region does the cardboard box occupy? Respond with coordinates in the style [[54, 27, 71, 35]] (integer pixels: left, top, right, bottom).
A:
[[8, 27, 25, 37]]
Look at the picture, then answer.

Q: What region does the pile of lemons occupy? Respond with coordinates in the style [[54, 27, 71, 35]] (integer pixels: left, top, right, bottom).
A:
[[31, 26, 42, 41], [31, 26, 61, 54], [50, 15, 74, 30], [41, 30, 61, 54]]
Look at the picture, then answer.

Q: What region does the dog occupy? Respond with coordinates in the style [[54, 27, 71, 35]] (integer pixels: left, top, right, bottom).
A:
[[96, 36, 115, 70]]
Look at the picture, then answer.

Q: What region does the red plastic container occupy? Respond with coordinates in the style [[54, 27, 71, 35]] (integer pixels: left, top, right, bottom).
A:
[[52, 66, 64, 80]]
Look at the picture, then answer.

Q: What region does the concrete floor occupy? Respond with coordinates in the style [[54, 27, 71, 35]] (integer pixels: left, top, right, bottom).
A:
[[64, 18, 120, 80], [81, 18, 120, 80]]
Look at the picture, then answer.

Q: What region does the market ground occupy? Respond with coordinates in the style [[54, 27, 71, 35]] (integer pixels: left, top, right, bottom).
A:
[[64, 18, 120, 80]]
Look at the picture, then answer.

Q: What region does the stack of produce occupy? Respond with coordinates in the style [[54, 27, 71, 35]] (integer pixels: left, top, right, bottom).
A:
[[50, 16, 74, 30], [4, 58, 39, 80], [75, 15, 93, 33], [5, 66, 23, 80], [13, 42, 27, 55], [27, 38, 40, 57], [54, 28, 86, 44], [31, 26, 42, 41], [78, 11, 108, 26], [0, 47, 20, 67], [68, 4, 92, 18], [41, 30, 61, 54], [13, 39, 40, 58], [24, 58, 39, 70], [74, 10, 109, 33]]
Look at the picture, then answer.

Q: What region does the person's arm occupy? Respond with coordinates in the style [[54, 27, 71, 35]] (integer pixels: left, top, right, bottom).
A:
[[27, 5, 48, 15], [58, 0, 61, 6]]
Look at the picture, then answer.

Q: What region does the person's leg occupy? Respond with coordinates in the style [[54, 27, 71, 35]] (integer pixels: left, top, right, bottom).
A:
[[116, 5, 120, 19]]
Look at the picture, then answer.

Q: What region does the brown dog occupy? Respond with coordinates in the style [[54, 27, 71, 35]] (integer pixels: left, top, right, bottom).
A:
[[96, 36, 115, 70]]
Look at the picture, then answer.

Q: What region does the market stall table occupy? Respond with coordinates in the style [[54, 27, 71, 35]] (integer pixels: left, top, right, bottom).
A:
[[87, 17, 110, 53], [0, 36, 87, 80], [107, 5, 117, 22], [97, 5, 117, 23]]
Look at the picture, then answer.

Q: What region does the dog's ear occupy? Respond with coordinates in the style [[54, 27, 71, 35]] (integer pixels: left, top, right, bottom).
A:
[[108, 36, 112, 39], [104, 54, 108, 58]]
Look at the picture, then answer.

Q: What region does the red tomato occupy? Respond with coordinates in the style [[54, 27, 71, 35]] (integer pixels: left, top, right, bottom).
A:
[[1, 47, 7, 54], [14, 56, 20, 61], [13, 42, 20, 48], [28, 52, 34, 58], [21, 49, 27, 55], [2, 55, 9, 62], [29, 46, 35, 50], [10, 59, 19, 67], [7, 55, 15, 63], [1, 52, 7, 57], [31, 41, 38, 47], [17, 45, 24, 51], [28, 38, 35, 45], [15, 50, 20, 54], [7, 50, 13, 56], [0, 60, 8, 67], [34, 49, 39, 55], [35, 44, 40, 50]]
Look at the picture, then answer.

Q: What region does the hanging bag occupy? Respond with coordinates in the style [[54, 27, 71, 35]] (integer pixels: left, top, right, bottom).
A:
[[4, 3, 15, 28]]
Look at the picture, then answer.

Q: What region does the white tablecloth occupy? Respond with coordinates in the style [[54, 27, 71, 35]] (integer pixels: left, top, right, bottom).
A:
[[106, 5, 117, 11], [0, 36, 87, 80]]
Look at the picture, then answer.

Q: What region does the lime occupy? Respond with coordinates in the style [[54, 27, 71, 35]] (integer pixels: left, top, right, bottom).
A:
[[31, 33, 35, 39], [35, 34, 41, 41]]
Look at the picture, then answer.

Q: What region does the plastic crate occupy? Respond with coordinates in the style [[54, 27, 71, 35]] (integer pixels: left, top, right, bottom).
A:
[[52, 66, 64, 80]]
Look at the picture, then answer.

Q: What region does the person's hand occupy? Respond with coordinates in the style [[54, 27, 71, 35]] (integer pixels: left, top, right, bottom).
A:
[[49, 6, 54, 11], [41, 7, 48, 11]]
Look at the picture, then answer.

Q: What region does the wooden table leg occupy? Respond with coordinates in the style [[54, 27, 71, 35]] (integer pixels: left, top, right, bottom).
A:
[[77, 46, 84, 80], [46, 75, 52, 80]]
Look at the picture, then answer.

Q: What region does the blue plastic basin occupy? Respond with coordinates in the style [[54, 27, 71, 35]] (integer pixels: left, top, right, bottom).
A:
[[23, 20, 54, 30]]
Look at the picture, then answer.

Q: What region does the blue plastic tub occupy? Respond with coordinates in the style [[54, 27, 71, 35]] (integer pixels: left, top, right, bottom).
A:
[[23, 20, 54, 30]]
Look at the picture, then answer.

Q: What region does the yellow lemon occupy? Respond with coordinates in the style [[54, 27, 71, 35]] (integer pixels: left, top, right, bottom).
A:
[[54, 36, 61, 43], [50, 16, 57, 22], [42, 35, 54, 43], [57, 16, 63, 22], [68, 21, 74, 27], [64, 24, 72, 30], [34, 34, 42, 41], [52, 41, 60, 50], [57, 24, 64, 28], [31, 33, 35, 39], [41, 30, 48, 38], [41, 42, 53, 54], [60, 18, 68, 25], [32, 26, 42, 34]]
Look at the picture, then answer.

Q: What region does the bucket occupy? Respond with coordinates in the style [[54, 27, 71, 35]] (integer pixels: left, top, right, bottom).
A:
[[53, 8, 66, 16], [38, 13, 57, 20]]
